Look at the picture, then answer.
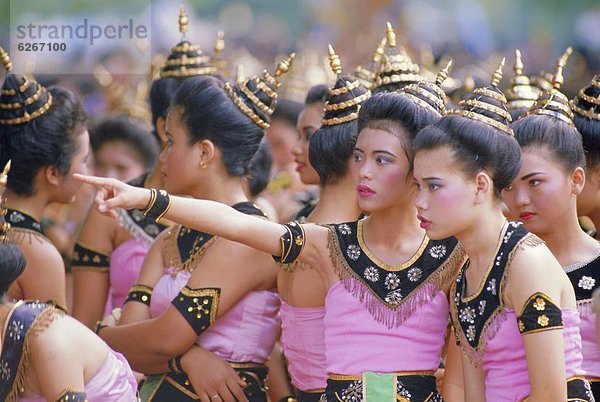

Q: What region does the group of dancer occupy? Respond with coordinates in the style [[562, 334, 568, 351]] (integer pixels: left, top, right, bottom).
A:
[[0, 6, 599, 402]]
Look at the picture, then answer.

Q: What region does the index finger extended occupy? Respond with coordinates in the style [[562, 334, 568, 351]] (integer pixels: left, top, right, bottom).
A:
[[73, 173, 113, 188]]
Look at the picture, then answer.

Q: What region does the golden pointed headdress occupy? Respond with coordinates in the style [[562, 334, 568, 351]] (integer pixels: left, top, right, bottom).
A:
[[526, 47, 574, 126], [210, 30, 229, 77], [0, 47, 53, 125], [322, 45, 371, 126], [224, 54, 295, 129], [0, 160, 11, 242], [448, 58, 514, 136], [400, 60, 452, 117], [372, 22, 421, 92], [159, 4, 217, 78], [570, 74, 600, 121], [506, 49, 540, 117], [354, 36, 386, 90]]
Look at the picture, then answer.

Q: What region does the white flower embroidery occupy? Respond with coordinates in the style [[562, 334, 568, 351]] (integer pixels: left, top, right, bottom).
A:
[[341, 380, 363, 401], [346, 244, 361, 261], [0, 360, 10, 380], [478, 300, 486, 315], [459, 306, 476, 324], [429, 245, 447, 259], [503, 231, 513, 244], [385, 273, 400, 290], [338, 224, 352, 235], [486, 278, 497, 295], [385, 290, 403, 306], [8, 320, 23, 341], [407, 267, 423, 282], [145, 224, 160, 237], [397, 382, 412, 399], [363, 266, 379, 282], [578, 276, 596, 291], [9, 211, 25, 223], [466, 325, 476, 342]]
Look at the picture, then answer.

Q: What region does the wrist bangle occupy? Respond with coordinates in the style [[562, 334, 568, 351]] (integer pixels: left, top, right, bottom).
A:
[[94, 321, 107, 335], [142, 188, 171, 222], [168, 355, 184, 374], [142, 188, 156, 212]]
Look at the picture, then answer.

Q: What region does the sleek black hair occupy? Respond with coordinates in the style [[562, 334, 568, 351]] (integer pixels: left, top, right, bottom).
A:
[[0, 86, 88, 195], [357, 91, 444, 167], [305, 84, 329, 105], [171, 75, 265, 176], [247, 140, 272, 197], [512, 114, 585, 172], [414, 87, 521, 197], [573, 83, 600, 169], [149, 76, 186, 141], [271, 98, 303, 127], [0, 243, 26, 297], [90, 117, 159, 170]]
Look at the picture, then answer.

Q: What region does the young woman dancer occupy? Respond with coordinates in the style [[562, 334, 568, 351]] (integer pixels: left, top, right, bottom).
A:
[[71, 7, 217, 328], [412, 59, 592, 401], [0, 162, 137, 402], [0, 48, 88, 310], [503, 55, 600, 399], [93, 57, 295, 401], [278, 49, 365, 401], [573, 74, 600, 237], [79, 57, 464, 401]]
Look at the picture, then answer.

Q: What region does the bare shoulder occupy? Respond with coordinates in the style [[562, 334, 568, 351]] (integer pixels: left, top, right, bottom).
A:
[[20, 238, 64, 274]]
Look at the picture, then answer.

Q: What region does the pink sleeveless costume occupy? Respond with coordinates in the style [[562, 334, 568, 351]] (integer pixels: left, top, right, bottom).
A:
[[565, 251, 600, 398], [451, 221, 593, 401], [279, 300, 327, 400], [321, 220, 464, 401], [1, 301, 137, 402]]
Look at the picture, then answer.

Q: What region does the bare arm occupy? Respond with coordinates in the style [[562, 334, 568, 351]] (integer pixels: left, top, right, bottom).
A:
[[72, 208, 116, 327], [504, 245, 568, 402], [461, 354, 486, 402], [441, 335, 464, 402], [75, 174, 331, 271]]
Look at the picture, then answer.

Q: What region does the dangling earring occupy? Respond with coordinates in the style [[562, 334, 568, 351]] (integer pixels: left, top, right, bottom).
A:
[[200, 161, 207, 169]]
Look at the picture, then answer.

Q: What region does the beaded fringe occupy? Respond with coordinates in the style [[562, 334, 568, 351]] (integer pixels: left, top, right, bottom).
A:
[[452, 232, 545, 367], [116, 208, 155, 245], [7, 228, 47, 247], [327, 227, 465, 329], [6, 306, 65, 402], [165, 225, 218, 276]]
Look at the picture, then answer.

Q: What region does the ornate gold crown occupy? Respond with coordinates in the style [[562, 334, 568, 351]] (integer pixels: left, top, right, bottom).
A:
[[211, 30, 229, 77], [0, 160, 11, 242], [401, 60, 452, 117], [448, 58, 514, 136], [372, 22, 421, 92], [225, 54, 295, 129], [354, 36, 386, 90], [0, 47, 53, 125], [526, 47, 574, 126], [506, 49, 540, 114], [570, 74, 600, 121], [159, 4, 217, 78], [322, 45, 371, 126]]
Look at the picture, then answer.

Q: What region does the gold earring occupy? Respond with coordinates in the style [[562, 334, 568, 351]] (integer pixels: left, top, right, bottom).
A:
[[200, 162, 207, 169]]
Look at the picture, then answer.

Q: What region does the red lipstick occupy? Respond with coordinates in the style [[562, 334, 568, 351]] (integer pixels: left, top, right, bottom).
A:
[[357, 184, 375, 198], [417, 215, 432, 229], [519, 211, 536, 221]]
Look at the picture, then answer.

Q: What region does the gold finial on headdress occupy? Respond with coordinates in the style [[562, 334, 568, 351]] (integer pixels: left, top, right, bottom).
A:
[[514, 49, 524, 76], [0, 47, 12, 73], [328, 45, 342, 75], [179, 4, 189, 36], [214, 30, 225, 54], [274, 53, 295, 79], [491, 57, 505, 87], [385, 22, 397, 48], [435, 59, 453, 87], [235, 64, 245, 84], [571, 74, 600, 121], [373, 36, 386, 64], [552, 46, 572, 90]]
